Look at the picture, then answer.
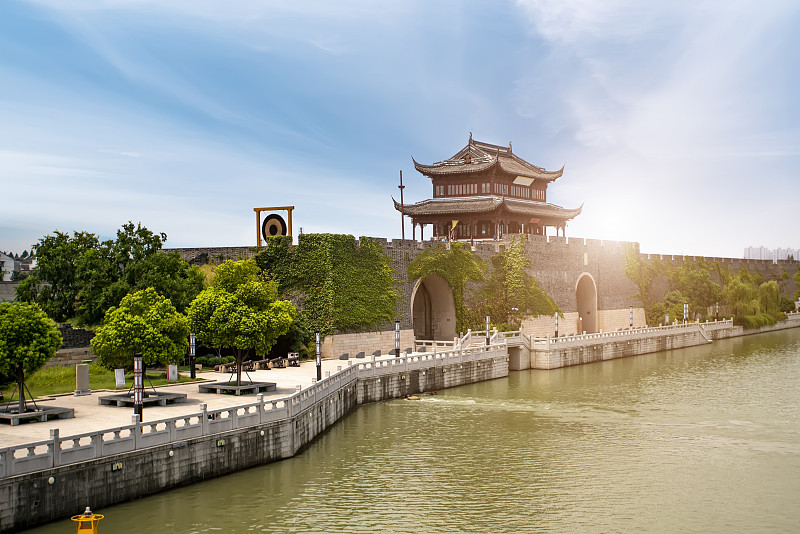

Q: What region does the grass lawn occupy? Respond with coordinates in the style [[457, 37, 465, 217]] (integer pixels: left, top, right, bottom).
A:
[[1, 364, 201, 400]]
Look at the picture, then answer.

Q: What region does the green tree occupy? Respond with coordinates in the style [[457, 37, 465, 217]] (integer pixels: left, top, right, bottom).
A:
[[466, 237, 559, 328], [187, 260, 296, 386], [0, 302, 63, 413], [408, 242, 485, 332], [667, 259, 721, 320], [648, 290, 691, 325], [723, 273, 758, 322], [17, 222, 202, 325], [90, 288, 189, 370], [624, 243, 665, 316], [124, 252, 204, 313], [16, 230, 99, 322], [795, 265, 800, 301], [758, 280, 781, 316]]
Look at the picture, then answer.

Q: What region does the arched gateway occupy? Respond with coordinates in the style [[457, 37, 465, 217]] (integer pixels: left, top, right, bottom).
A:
[[411, 274, 457, 341], [575, 273, 598, 334]]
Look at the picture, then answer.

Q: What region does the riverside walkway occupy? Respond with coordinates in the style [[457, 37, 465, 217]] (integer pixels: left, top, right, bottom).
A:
[[0, 357, 377, 449], [0, 343, 508, 482]]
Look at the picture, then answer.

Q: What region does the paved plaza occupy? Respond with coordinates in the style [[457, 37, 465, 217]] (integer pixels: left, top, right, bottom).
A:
[[0, 358, 364, 448]]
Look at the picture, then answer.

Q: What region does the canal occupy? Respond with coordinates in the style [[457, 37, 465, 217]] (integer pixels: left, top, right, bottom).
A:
[[29, 329, 800, 533]]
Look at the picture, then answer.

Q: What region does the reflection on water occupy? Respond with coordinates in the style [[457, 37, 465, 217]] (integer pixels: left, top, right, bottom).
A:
[[28, 329, 800, 533]]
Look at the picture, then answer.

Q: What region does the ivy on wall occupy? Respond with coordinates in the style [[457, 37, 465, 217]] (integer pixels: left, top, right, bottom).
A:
[[408, 240, 562, 333], [254, 234, 399, 335], [407, 242, 486, 332], [466, 237, 560, 329]]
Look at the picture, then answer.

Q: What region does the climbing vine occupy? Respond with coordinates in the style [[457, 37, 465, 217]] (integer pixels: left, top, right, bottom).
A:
[[465, 237, 560, 329], [255, 234, 399, 335], [407, 242, 486, 332]]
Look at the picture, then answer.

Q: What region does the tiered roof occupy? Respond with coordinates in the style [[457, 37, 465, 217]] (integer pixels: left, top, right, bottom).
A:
[[393, 196, 582, 219], [412, 134, 564, 182]]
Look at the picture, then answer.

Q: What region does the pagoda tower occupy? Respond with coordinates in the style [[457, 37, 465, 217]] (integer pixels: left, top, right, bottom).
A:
[[394, 134, 582, 242]]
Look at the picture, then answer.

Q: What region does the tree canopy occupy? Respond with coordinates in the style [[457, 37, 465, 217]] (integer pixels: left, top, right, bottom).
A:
[[187, 259, 296, 385], [16, 222, 203, 325], [90, 288, 189, 370], [465, 237, 559, 328], [408, 242, 485, 332], [667, 259, 721, 319], [0, 302, 63, 412], [624, 244, 665, 315]]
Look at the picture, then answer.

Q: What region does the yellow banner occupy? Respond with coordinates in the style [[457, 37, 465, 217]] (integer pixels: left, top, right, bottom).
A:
[[451, 220, 458, 230]]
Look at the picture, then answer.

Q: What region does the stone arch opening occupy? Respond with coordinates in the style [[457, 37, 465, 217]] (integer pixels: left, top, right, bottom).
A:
[[411, 274, 457, 341], [575, 273, 598, 334]]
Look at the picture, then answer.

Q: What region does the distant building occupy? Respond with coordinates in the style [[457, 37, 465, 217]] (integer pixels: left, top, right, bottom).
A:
[[394, 134, 582, 243], [744, 246, 799, 263], [0, 253, 13, 281]]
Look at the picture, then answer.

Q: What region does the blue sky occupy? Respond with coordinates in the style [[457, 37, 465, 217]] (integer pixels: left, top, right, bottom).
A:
[[1, 0, 798, 258]]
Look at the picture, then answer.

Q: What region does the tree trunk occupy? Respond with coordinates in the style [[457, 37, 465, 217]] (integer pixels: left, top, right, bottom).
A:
[[17, 362, 25, 414], [235, 350, 243, 387]]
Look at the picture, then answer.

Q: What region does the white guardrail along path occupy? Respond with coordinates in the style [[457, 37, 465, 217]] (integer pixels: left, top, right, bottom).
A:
[[0, 344, 504, 478]]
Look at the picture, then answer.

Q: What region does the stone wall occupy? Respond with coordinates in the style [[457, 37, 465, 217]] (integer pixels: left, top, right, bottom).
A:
[[0, 348, 507, 533], [322, 329, 416, 359], [0, 282, 16, 302], [520, 307, 647, 337], [357, 354, 508, 403], [166, 236, 800, 331], [44, 348, 97, 368], [645, 253, 799, 301], [532, 329, 711, 369], [163, 246, 256, 266], [57, 324, 94, 349]]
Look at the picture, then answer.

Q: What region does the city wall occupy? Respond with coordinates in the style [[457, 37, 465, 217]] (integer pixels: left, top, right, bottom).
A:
[[321, 329, 415, 360], [169, 236, 798, 330]]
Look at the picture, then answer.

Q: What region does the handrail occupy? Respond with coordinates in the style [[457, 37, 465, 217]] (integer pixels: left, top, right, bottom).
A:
[[527, 319, 736, 348], [0, 343, 506, 479]]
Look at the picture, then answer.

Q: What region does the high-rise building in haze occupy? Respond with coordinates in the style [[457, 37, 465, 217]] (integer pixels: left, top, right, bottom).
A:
[[744, 246, 799, 262]]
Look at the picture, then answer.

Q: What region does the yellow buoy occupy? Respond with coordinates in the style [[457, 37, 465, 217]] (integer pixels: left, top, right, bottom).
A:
[[71, 506, 103, 533]]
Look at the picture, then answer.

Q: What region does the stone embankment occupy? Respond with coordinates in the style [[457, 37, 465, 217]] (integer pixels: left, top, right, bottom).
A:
[[0, 345, 508, 533], [502, 313, 800, 370]]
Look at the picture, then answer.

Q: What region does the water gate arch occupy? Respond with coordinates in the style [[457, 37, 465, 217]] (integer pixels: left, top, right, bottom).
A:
[[411, 274, 457, 340], [575, 273, 598, 334]]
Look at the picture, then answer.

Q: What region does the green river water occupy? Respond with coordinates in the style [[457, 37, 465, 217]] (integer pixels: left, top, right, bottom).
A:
[[29, 328, 800, 533]]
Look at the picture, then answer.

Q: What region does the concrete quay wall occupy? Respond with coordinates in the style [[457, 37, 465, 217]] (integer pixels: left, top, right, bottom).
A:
[[524, 313, 800, 370], [0, 347, 507, 534], [358, 354, 509, 404], [531, 328, 711, 369]]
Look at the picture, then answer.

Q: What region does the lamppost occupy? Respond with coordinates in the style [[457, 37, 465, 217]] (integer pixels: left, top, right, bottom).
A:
[[486, 315, 491, 346], [554, 311, 559, 338], [715, 301, 719, 321], [683, 303, 688, 324], [629, 305, 633, 329], [395, 319, 400, 357], [315, 331, 321, 381], [189, 333, 196, 379], [133, 353, 143, 420]]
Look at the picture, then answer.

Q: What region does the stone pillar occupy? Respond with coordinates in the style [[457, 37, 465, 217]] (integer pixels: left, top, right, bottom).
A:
[[75, 364, 91, 396]]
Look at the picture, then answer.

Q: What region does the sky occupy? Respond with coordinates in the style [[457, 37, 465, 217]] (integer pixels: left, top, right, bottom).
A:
[[1, 0, 798, 259]]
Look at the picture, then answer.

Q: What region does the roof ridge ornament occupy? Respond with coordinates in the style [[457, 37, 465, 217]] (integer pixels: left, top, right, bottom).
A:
[[469, 132, 473, 144], [509, 141, 512, 153]]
